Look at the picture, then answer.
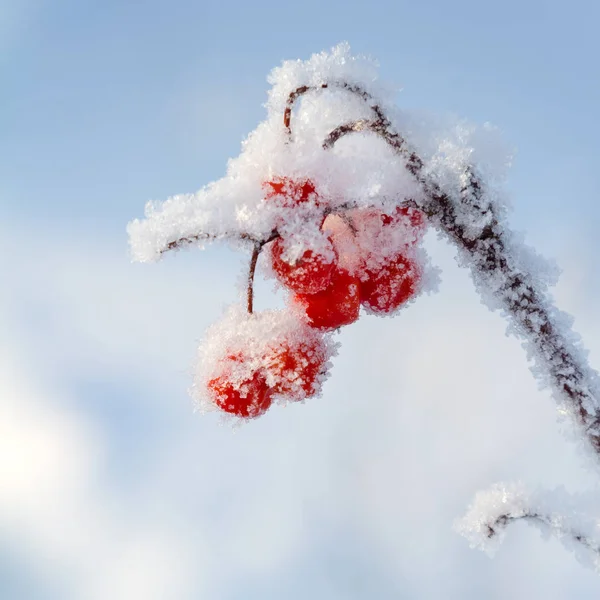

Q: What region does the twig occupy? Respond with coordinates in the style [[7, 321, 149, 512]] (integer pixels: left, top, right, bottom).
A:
[[486, 511, 600, 557], [160, 232, 262, 256], [284, 82, 388, 139]]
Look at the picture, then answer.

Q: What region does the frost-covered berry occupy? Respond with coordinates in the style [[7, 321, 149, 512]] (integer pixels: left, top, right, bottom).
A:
[[349, 205, 426, 261], [360, 253, 421, 315], [195, 308, 337, 416], [208, 372, 273, 418], [206, 353, 273, 418], [269, 236, 337, 294], [263, 177, 320, 208], [264, 334, 329, 401], [294, 268, 361, 330]]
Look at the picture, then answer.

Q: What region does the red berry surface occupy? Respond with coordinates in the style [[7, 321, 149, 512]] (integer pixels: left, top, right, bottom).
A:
[[270, 237, 337, 294], [265, 335, 328, 400], [263, 177, 319, 207], [360, 253, 420, 314], [295, 269, 361, 330], [207, 355, 273, 418]]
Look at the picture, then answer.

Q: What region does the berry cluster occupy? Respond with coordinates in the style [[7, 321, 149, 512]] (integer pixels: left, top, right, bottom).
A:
[[200, 177, 427, 419], [266, 177, 427, 330], [200, 309, 334, 419]]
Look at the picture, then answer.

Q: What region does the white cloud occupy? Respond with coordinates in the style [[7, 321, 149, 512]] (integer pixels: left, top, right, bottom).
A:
[[0, 345, 203, 599], [1, 221, 600, 598]]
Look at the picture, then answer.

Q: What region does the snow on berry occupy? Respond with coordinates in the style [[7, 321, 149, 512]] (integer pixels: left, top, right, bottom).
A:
[[208, 366, 273, 419], [263, 177, 321, 208], [192, 306, 338, 417], [293, 268, 361, 330], [347, 206, 425, 272], [360, 252, 422, 315], [263, 330, 330, 401], [269, 234, 338, 295]]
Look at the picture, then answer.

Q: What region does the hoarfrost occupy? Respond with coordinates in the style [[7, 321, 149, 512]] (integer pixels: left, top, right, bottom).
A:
[[455, 483, 600, 572]]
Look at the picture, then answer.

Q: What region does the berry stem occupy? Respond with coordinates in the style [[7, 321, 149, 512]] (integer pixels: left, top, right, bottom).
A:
[[247, 242, 261, 314], [246, 231, 280, 314], [160, 231, 263, 257]]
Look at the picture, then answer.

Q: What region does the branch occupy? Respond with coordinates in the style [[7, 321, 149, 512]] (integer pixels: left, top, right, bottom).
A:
[[485, 512, 600, 558], [160, 231, 262, 256], [322, 117, 600, 458], [455, 483, 600, 571], [284, 82, 388, 138]]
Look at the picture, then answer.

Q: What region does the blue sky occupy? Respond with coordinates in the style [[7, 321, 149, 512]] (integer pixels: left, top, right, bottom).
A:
[[2, 1, 600, 598]]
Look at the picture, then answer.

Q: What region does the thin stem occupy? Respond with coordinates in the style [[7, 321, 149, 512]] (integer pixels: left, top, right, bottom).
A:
[[245, 230, 280, 314], [247, 242, 261, 314], [161, 232, 261, 256]]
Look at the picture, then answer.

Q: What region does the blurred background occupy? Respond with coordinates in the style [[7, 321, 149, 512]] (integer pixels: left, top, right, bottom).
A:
[[1, 0, 600, 598]]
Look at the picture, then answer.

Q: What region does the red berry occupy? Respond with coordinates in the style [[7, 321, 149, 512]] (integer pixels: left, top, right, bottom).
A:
[[263, 177, 319, 208], [207, 355, 273, 418], [270, 237, 337, 294], [295, 269, 361, 330], [360, 253, 420, 314], [265, 335, 328, 400]]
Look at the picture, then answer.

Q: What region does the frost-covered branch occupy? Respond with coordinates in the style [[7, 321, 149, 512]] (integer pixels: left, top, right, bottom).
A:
[[485, 513, 599, 555], [161, 231, 264, 255], [320, 114, 600, 460], [455, 483, 600, 572]]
